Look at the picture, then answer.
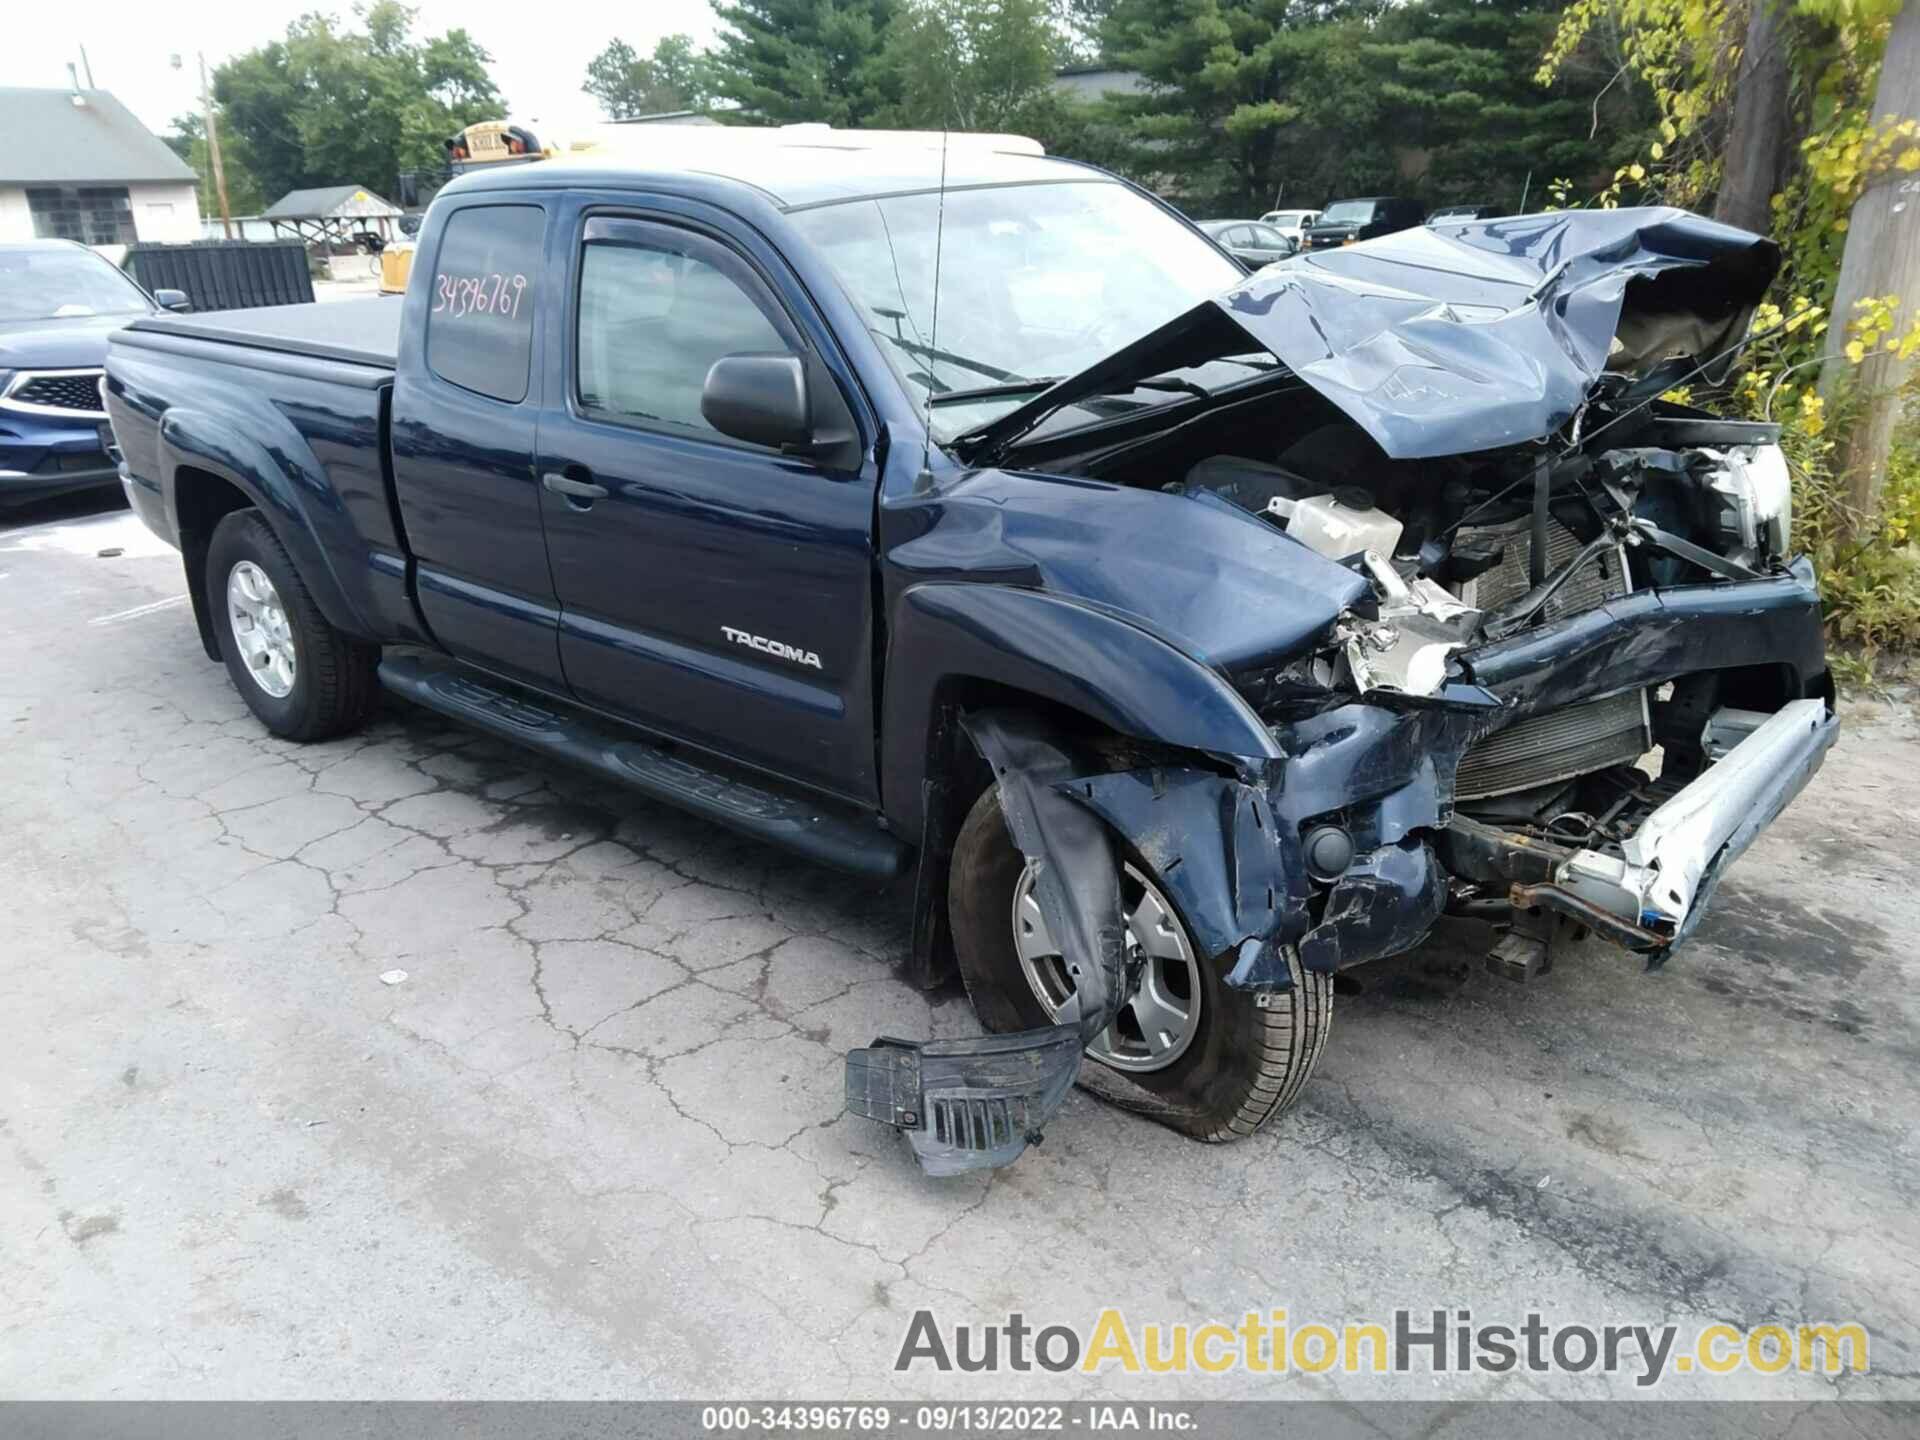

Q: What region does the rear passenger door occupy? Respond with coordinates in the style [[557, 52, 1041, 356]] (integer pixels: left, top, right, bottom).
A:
[[390, 200, 565, 689], [534, 208, 880, 803]]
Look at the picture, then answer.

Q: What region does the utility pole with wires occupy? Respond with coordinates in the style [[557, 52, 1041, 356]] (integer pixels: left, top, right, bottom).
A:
[[185, 51, 234, 240]]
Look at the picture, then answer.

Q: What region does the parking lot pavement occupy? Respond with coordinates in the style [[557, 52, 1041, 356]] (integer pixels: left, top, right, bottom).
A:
[[3, 494, 1919, 1405]]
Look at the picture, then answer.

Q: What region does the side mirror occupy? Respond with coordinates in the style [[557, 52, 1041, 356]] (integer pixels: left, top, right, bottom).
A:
[[153, 288, 192, 313], [702, 352, 811, 451]]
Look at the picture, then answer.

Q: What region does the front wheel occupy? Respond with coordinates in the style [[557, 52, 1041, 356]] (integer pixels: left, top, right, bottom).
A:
[[948, 786, 1334, 1141], [207, 509, 377, 741]]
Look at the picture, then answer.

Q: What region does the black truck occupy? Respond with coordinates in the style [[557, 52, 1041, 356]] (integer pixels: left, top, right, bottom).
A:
[[105, 133, 1835, 1175]]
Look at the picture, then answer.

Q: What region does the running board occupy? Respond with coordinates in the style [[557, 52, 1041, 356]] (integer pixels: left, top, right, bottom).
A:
[[845, 1027, 1083, 1176], [378, 653, 911, 881]]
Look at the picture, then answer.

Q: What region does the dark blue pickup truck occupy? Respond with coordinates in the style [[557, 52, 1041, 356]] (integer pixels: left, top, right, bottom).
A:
[[105, 134, 1835, 1174]]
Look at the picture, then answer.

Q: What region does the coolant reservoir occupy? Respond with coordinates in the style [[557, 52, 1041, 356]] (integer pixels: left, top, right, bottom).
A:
[[1267, 487, 1404, 561]]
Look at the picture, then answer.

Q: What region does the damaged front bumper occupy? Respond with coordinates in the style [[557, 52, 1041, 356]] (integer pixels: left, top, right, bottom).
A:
[[849, 565, 1833, 1173], [1520, 697, 1837, 953]]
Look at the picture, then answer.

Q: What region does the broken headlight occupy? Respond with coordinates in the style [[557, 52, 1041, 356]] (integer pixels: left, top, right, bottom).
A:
[[1704, 443, 1792, 565]]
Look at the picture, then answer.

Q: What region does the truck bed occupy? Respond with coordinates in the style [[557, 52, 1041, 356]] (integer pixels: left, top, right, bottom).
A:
[[122, 296, 401, 370]]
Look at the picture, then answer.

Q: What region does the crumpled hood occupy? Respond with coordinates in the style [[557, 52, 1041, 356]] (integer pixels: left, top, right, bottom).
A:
[[965, 207, 1779, 463]]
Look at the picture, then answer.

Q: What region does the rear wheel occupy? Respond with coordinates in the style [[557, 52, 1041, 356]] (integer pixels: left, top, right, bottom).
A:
[[207, 510, 377, 741], [948, 786, 1334, 1141]]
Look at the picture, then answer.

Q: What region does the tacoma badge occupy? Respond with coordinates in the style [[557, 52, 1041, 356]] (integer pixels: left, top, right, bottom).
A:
[[721, 626, 823, 670]]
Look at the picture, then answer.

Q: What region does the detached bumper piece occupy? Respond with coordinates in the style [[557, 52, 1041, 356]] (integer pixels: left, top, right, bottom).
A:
[[1515, 698, 1838, 955], [845, 1027, 1083, 1177], [848, 711, 1127, 1176]]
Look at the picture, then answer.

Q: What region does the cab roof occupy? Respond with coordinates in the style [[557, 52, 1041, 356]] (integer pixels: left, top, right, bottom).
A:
[[442, 130, 1111, 212]]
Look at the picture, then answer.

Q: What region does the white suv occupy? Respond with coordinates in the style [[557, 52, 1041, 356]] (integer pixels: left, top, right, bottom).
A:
[[1258, 208, 1321, 246]]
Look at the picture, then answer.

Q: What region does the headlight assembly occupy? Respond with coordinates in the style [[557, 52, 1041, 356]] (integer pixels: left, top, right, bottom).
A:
[[1706, 442, 1792, 564]]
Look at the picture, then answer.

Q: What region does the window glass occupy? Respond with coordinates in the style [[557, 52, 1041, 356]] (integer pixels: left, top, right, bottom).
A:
[[789, 180, 1241, 436], [577, 239, 785, 434], [26, 186, 135, 245], [426, 204, 543, 403], [1322, 200, 1377, 224], [0, 245, 151, 322]]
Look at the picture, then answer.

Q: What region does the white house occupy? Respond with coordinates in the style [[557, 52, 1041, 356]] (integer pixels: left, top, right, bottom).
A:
[[0, 87, 202, 246]]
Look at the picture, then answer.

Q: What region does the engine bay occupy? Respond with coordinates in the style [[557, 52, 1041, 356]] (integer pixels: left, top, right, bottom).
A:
[[1021, 374, 1805, 886]]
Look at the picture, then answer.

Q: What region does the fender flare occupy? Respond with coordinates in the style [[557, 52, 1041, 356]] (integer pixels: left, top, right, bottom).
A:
[[159, 408, 372, 641], [879, 581, 1281, 833]]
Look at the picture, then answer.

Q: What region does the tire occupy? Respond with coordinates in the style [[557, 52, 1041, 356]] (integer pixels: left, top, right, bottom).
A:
[[206, 509, 377, 741], [948, 785, 1334, 1142]]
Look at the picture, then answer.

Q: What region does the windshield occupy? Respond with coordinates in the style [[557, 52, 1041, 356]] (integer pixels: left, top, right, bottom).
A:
[[788, 180, 1243, 438], [1320, 201, 1376, 224], [0, 247, 152, 323]]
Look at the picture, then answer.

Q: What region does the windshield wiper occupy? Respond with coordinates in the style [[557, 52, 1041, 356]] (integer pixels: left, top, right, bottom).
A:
[[929, 377, 1067, 405], [868, 327, 1022, 386], [1085, 374, 1213, 401]]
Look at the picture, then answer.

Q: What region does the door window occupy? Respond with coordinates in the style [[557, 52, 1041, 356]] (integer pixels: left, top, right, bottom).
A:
[[425, 204, 544, 404], [576, 236, 786, 436]]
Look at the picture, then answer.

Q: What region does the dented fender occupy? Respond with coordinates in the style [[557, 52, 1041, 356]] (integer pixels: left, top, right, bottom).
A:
[[1054, 689, 1507, 989], [879, 581, 1286, 835]]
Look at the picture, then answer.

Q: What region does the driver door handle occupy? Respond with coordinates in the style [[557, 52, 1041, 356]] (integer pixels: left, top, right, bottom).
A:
[[542, 471, 608, 503]]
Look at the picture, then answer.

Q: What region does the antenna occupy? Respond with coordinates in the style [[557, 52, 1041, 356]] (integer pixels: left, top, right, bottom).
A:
[[916, 125, 950, 491]]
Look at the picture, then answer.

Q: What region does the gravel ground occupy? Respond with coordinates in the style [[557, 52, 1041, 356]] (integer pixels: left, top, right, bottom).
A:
[[3, 492, 1917, 1404]]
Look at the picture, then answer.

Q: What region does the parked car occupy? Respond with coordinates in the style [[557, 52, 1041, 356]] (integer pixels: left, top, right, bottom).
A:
[[1198, 219, 1296, 268], [1258, 208, 1321, 246], [106, 137, 1833, 1178], [1, 241, 188, 508], [1428, 203, 1502, 224], [1300, 195, 1424, 249]]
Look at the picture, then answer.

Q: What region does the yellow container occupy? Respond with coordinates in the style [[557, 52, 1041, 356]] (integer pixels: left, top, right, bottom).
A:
[[380, 242, 416, 295]]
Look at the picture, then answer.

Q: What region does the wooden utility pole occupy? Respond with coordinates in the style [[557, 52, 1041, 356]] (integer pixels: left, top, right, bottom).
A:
[[1826, 0, 1920, 535], [199, 51, 234, 240], [1715, 0, 1793, 236]]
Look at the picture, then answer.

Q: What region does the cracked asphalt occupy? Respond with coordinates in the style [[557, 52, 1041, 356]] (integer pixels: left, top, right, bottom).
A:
[[4, 493, 1919, 1403]]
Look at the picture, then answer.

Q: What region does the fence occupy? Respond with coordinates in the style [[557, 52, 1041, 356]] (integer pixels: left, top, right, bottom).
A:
[[125, 241, 315, 312]]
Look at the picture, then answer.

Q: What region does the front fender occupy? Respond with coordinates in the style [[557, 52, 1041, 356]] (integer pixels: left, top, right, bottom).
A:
[[159, 408, 371, 640], [879, 581, 1280, 833]]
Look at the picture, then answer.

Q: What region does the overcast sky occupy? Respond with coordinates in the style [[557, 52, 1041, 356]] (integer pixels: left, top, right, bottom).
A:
[[6, 0, 724, 138]]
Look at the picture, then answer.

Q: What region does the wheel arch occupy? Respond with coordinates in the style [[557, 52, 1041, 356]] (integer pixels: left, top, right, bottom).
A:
[[883, 584, 1282, 994], [160, 412, 373, 659], [171, 464, 256, 661], [880, 581, 1280, 838]]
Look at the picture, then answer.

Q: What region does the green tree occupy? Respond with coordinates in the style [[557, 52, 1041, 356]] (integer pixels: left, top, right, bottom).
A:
[[213, 1, 504, 203], [1054, 0, 1119, 62], [710, 0, 902, 126], [1098, 0, 1355, 212], [584, 34, 717, 118], [1098, 0, 1624, 215], [1365, 0, 1625, 207], [163, 113, 266, 217], [883, 0, 1059, 130]]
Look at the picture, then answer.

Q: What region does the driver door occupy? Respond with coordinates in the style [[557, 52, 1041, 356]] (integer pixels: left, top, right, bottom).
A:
[[533, 210, 880, 804]]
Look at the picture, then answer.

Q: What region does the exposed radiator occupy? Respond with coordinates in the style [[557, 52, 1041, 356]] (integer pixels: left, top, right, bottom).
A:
[[1454, 515, 1651, 801]]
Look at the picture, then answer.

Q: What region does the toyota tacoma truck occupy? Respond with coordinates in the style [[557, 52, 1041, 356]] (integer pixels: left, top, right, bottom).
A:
[[105, 133, 1835, 1176]]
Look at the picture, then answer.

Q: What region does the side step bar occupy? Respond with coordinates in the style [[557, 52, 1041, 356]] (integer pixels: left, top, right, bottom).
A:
[[378, 652, 911, 881]]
